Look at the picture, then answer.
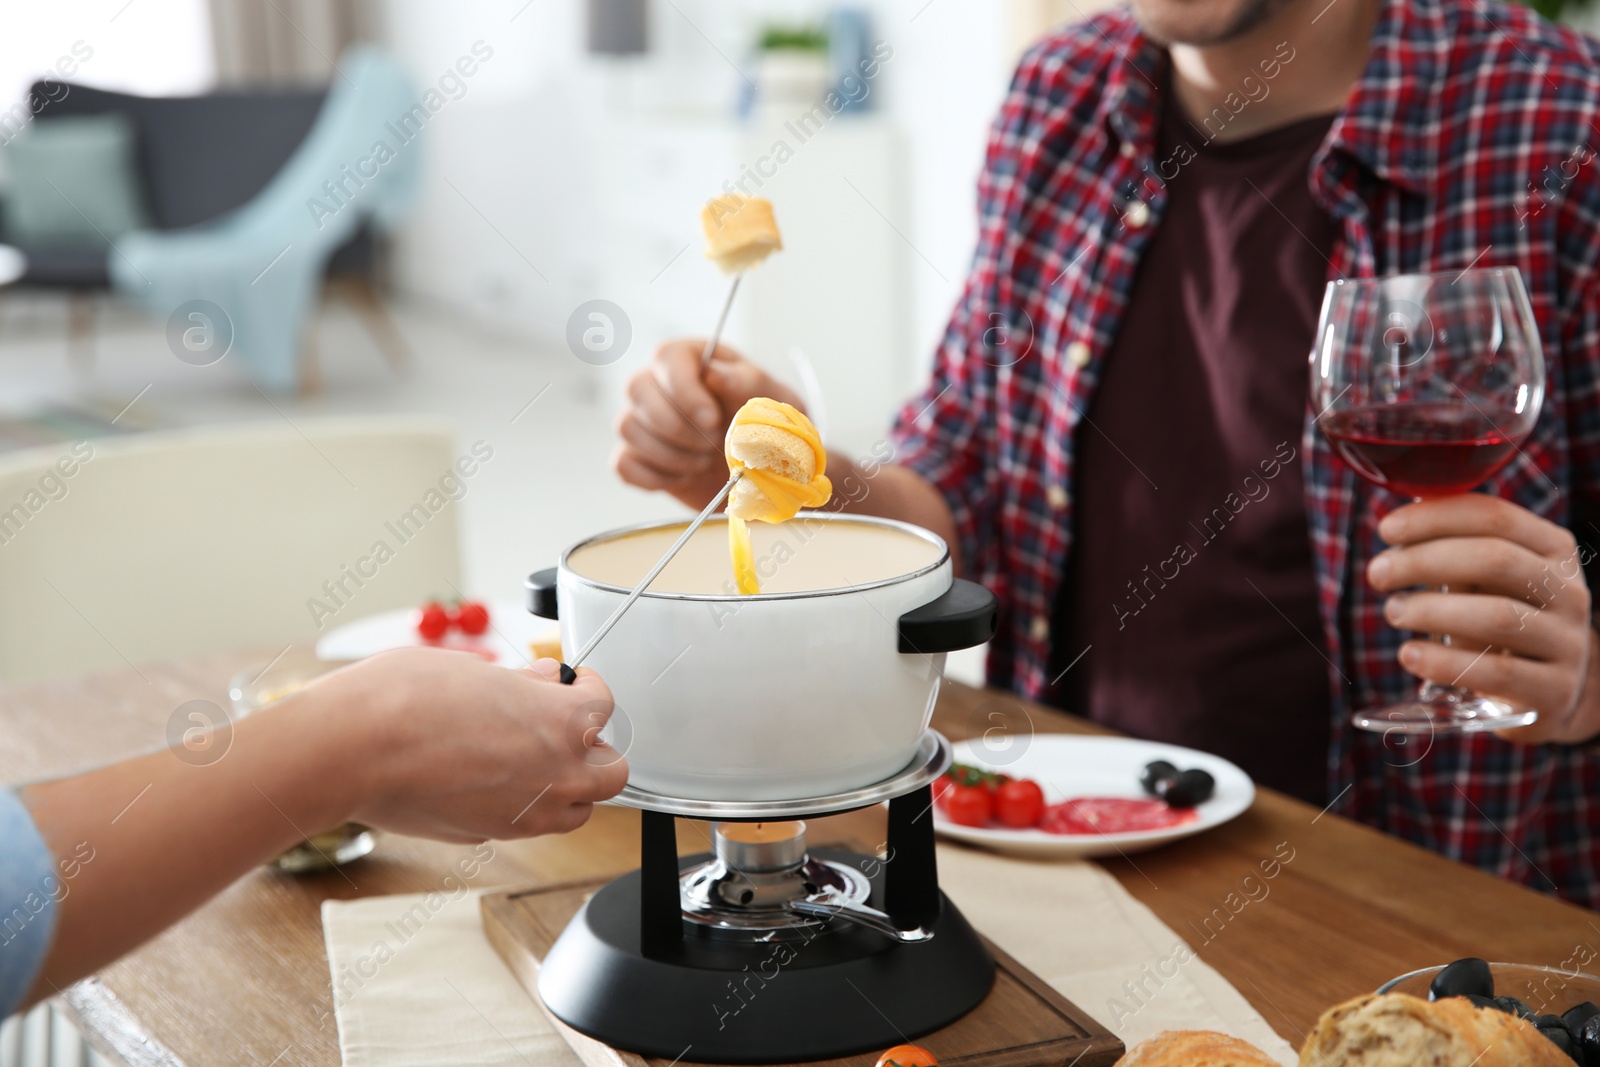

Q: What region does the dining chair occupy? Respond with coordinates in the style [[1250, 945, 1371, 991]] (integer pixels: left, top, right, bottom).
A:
[[0, 417, 463, 685]]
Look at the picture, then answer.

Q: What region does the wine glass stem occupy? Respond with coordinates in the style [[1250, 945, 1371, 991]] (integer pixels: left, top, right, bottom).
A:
[[1417, 581, 1466, 701], [1411, 495, 1464, 700], [1435, 582, 1451, 649]]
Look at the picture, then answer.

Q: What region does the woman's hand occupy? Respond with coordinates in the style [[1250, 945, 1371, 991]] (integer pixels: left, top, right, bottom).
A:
[[613, 340, 805, 510], [1367, 494, 1600, 743], [308, 648, 631, 842], [19, 647, 630, 1006]]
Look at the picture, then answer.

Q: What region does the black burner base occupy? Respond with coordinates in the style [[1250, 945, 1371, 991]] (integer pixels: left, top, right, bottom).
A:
[[537, 852, 996, 1064]]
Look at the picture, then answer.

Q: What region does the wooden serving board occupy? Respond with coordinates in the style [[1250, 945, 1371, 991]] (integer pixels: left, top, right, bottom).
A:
[[481, 878, 1125, 1067]]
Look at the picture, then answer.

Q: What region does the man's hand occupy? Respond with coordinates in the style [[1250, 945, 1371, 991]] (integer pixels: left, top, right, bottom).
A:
[[1367, 494, 1600, 744], [612, 339, 805, 510]]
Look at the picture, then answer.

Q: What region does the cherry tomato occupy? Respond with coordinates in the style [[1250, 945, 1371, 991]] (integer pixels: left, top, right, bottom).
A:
[[947, 763, 1005, 791], [875, 1045, 937, 1067], [416, 602, 450, 641], [932, 775, 956, 814], [943, 784, 993, 827], [454, 601, 490, 636], [994, 779, 1046, 828]]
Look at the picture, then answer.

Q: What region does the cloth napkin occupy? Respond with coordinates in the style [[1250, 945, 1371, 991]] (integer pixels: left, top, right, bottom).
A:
[[322, 886, 575, 1067], [322, 847, 1298, 1067], [937, 846, 1297, 1063]]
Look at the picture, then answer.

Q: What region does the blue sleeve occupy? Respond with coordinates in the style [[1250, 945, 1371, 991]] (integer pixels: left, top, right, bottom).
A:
[[0, 790, 58, 1017]]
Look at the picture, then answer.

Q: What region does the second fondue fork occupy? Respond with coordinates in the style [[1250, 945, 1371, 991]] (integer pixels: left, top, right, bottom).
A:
[[558, 471, 741, 684]]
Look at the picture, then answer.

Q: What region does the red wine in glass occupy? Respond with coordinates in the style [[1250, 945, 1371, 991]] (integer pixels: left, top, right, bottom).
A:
[[1318, 400, 1521, 498], [1310, 268, 1546, 734]]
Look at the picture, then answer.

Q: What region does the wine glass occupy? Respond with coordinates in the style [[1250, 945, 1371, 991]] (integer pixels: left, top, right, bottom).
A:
[[1310, 268, 1546, 734]]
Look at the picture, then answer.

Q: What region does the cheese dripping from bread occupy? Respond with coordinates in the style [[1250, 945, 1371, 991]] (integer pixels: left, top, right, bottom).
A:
[[724, 398, 832, 594]]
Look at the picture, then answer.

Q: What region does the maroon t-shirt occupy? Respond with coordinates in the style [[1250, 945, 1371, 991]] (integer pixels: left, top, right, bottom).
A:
[[1048, 91, 1340, 803]]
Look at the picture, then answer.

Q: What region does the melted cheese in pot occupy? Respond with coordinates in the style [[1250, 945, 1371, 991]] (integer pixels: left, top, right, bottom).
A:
[[565, 519, 942, 595], [725, 399, 832, 594]]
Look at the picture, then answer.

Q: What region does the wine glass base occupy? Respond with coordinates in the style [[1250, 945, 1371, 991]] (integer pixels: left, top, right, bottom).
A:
[[270, 823, 376, 872], [1352, 691, 1537, 735]]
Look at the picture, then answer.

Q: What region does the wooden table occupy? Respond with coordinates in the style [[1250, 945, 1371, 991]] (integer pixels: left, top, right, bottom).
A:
[[2, 647, 1593, 1066]]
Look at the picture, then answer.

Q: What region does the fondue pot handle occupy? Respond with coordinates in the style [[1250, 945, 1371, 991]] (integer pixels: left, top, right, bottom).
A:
[[526, 569, 580, 684], [526, 568, 560, 619], [897, 578, 999, 654]]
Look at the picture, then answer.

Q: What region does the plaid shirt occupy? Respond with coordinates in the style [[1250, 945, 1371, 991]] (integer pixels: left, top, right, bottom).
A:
[[890, 0, 1600, 906]]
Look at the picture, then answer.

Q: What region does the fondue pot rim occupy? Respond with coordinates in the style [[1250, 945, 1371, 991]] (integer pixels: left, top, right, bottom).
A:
[[559, 511, 951, 602]]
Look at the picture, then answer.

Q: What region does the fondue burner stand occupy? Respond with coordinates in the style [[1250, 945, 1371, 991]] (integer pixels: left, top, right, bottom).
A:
[[536, 731, 996, 1064]]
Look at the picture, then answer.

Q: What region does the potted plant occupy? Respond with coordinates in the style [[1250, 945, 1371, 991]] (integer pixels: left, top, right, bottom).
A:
[[754, 23, 832, 109]]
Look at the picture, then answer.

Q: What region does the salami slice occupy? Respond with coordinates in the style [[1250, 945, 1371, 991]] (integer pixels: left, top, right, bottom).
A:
[[1040, 797, 1199, 836]]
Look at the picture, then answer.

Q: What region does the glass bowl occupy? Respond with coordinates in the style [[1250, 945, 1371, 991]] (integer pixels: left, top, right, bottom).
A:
[[228, 649, 375, 873], [1379, 961, 1600, 1016]]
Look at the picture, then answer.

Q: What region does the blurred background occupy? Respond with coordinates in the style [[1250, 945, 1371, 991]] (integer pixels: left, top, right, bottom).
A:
[[0, 0, 1595, 692], [0, 0, 1134, 695]]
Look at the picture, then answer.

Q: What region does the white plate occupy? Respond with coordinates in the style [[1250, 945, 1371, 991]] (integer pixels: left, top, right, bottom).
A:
[[933, 735, 1255, 859], [315, 601, 560, 668]]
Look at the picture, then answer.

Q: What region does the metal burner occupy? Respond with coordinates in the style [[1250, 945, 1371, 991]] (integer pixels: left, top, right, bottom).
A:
[[679, 821, 931, 943], [535, 778, 996, 1064]]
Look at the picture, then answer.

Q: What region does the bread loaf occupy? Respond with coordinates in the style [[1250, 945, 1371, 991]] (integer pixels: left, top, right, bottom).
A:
[[1114, 1030, 1283, 1065], [1300, 992, 1571, 1066]]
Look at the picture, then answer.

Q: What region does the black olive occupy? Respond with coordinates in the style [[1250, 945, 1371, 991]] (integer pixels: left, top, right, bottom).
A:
[[1462, 994, 1499, 1011], [1140, 760, 1179, 796], [1157, 768, 1216, 808], [1534, 1019, 1581, 1063], [1563, 1001, 1600, 1033], [1580, 1014, 1600, 1066], [1494, 995, 1536, 1019], [1429, 957, 1494, 1001]]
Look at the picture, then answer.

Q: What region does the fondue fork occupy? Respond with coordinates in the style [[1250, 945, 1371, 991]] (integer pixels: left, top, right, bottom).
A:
[[559, 471, 742, 684], [698, 274, 742, 368]]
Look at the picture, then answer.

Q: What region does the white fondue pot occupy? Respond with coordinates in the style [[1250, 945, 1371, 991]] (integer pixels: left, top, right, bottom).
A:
[[526, 513, 998, 801]]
